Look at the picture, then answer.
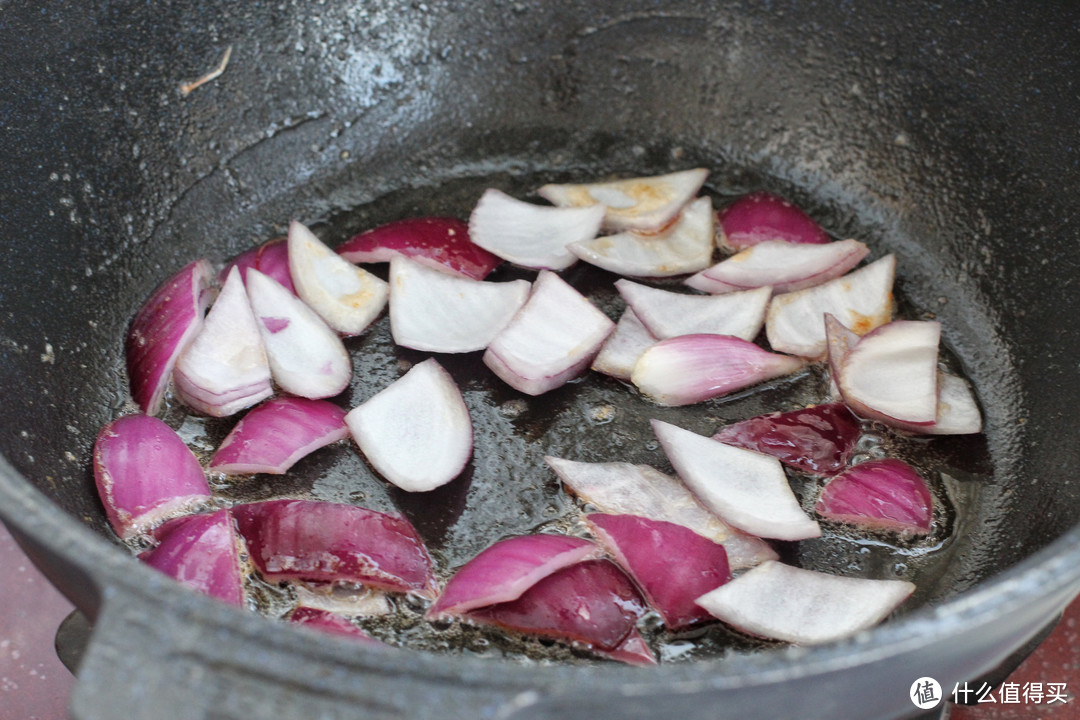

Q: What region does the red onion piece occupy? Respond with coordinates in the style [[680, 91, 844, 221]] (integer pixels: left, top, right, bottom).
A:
[[426, 534, 602, 619], [345, 358, 472, 492], [538, 168, 709, 232], [616, 280, 771, 341], [293, 582, 393, 617], [245, 268, 352, 399], [336, 217, 501, 280], [468, 188, 605, 270], [568, 196, 715, 277], [590, 309, 657, 381], [174, 266, 273, 417], [815, 458, 933, 535], [467, 559, 651, 657], [231, 499, 437, 597], [603, 629, 659, 666], [695, 560, 915, 644], [631, 334, 806, 406], [125, 258, 214, 415], [484, 270, 615, 395], [652, 419, 821, 541], [208, 397, 348, 475], [766, 254, 896, 358], [221, 238, 297, 295], [93, 414, 212, 539], [686, 238, 869, 295], [716, 191, 831, 251], [288, 607, 382, 644], [140, 509, 244, 606], [586, 513, 731, 629], [545, 456, 777, 569], [388, 255, 531, 353], [712, 403, 861, 476], [288, 221, 388, 336]]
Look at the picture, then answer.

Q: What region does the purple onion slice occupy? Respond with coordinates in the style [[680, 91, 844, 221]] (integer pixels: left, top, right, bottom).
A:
[[345, 359, 472, 492], [140, 509, 244, 606], [590, 308, 657, 381], [208, 397, 348, 475], [484, 270, 615, 395], [686, 238, 869, 295], [426, 534, 602, 619], [815, 458, 933, 535], [336, 217, 501, 280], [586, 513, 731, 629], [288, 607, 383, 644], [716, 191, 831, 251], [695, 560, 915, 644], [93, 414, 213, 539], [221, 238, 297, 295], [231, 499, 437, 597], [617, 280, 771, 341], [125, 258, 214, 415]]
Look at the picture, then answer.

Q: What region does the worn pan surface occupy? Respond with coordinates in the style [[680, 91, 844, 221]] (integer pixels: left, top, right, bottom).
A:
[[2, 1, 1080, 719]]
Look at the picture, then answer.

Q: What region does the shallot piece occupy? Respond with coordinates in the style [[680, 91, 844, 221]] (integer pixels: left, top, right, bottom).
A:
[[222, 238, 296, 294], [245, 269, 352, 399], [484, 270, 615, 395], [712, 403, 862, 476], [766, 254, 896, 358], [140, 509, 244, 606], [590, 309, 657, 381], [838, 320, 941, 426], [346, 358, 472, 492], [652, 420, 821, 540], [716, 191, 831, 251], [468, 188, 605, 270], [173, 266, 273, 417], [125, 258, 213, 415], [695, 560, 915, 644], [231, 499, 437, 596], [631, 334, 806, 406], [538, 168, 709, 232], [586, 513, 731, 629], [426, 534, 602, 619], [336, 217, 501, 280], [815, 458, 933, 535], [568, 196, 715, 277], [467, 559, 655, 664], [545, 456, 777, 569], [287, 221, 388, 336], [208, 397, 348, 475], [288, 607, 382, 644], [93, 414, 213, 539], [686, 239, 869, 295], [388, 255, 531, 353], [616, 280, 771, 341]]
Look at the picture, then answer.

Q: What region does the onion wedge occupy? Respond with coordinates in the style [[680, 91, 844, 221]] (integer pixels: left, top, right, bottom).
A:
[[125, 258, 213, 415], [93, 414, 213, 539], [585, 513, 731, 629], [545, 456, 777, 569], [174, 266, 273, 417], [426, 534, 602, 619], [568, 196, 715, 277], [695, 560, 915, 644], [766, 254, 896, 358], [652, 420, 821, 541], [336, 217, 501, 280], [815, 458, 933, 535], [631, 334, 806, 406], [616, 280, 771, 341], [590, 309, 657, 381], [538, 168, 709, 232], [222, 239, 296, 295], [288, 607, 382, 644], [140, 509, 244, 606], [686, 239, 869, 295], [484, 270, 615, 395], [231, 499, 437, 596], [208, 397, 348, 475], [716, 191, 831, 251], [345, 359, 472, 492], [388, 255, 530, 353], [245, 268, 352, 399], [468, 188, 605, 270]]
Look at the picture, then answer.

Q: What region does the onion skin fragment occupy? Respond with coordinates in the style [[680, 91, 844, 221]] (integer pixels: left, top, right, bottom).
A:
[[716, 191, 831, 251], [93, 414, 213, 539], [288, 607, 383, 645], [336, 217, 502, 280], [208, 396, 348, 475], [221, 238, 297, 295], [815, 458, 933, 535], [125, 258, 214, 415], [140, 509, 244, 606], [231, 499, 437, 597]]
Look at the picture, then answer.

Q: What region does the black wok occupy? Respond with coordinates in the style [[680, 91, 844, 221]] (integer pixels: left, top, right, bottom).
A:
[[2, 1, 1080, 718]]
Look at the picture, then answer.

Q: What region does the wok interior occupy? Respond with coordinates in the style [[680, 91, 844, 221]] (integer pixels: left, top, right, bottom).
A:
[[3, 0, 1080, 652]]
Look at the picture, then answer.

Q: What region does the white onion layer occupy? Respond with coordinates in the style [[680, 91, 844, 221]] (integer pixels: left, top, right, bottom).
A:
[[591, 309, 657, 381], [617, 280, 771, 341], [686, 239, 869, 295]]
